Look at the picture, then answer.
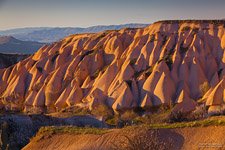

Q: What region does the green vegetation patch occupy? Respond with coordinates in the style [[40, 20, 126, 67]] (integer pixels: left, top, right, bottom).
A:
[[80, 50, 95, 61], [51, 51, 59, 62], [150, 35, 156, 42], [129, 58, 137, 66], [36, 66, 43, 73], [38, 126, 109, 135], [155, 20, 225, 26], [180, 42, 189, 56], [147, 119, 225, 129], [158, 54, 173, 71], [31, 126, 110, 142], [90, 69, 101, 80], [31, 117, 225, 144], [181, 26, 191, 32], [134, 65, 154, 78]]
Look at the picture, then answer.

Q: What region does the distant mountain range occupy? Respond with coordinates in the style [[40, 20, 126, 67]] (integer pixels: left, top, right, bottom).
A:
[[0, 36, 44, 54], [0, 24, 148, 43]]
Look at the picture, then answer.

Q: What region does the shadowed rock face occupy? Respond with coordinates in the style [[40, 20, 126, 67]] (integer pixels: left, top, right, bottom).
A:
[[0, 20, 224, 114], [0, 53, 30, 69]]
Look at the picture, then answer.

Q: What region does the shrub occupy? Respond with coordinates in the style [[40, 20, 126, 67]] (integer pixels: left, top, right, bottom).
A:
[[133, 66, 153, 78], [182, 26, 191, 32], [94, 32, 108, 41], [105, 116, 119, 126], [158, 54, 173, 71], [90, 69, 100, 80], [60, 106, 90, 116], [160, 35, 167, 48], [167, 104, 208, 122], [218, 68, 223, 77], [189, 105, 208, 120], [155, 20, 225, 26], [80, 50, 94, 61], [192, 27, 199, 33], [120, 110, 138, 122], [35, 126, 109, 141], [221, 105, 225, 115], [167, 111, 189, 123], [125, 80, 132, 89], [129, 58, 137, 66], [51, 52, 59, 62], [101, 65, 109, 73], [115, 110, 140, 127], [91, 104, 114, 120], [144, 66, 154, 76], [36, 67, 43, 73], [150, 35, 156, 42], [180, 42, 189, 56], [112, 128, 172, 150]]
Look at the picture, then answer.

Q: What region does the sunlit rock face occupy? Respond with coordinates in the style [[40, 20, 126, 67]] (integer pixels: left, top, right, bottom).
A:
[[0, 20, 225, 113]]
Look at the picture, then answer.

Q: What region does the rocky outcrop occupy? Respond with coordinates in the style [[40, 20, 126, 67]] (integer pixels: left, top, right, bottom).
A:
[[0, 20, 225, 113]]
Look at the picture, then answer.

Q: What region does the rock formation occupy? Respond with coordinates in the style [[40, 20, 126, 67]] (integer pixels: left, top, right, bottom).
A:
[[0, 20, 224, 114]]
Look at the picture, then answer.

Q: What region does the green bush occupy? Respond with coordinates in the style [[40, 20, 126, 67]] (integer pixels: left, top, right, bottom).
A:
[[192, 27, 199, 33], [112, 128, 172, 150], [129, 58, 137, 66], [180, 42, 189, 56], [158, 54, 173, 71], [150, 35, 156, 42], [36, 66, 43, 73], [181, 26, 191, 32], [120, 110, 138, 122], [90, 69, 100, 80], [51, 52, 59, 62], [167, 111, 189, 123], [161, 35, 167, 48], [80, 50, 94, 61], [133, 66, 153, 78], [91, 104, 114, 120], [144, 66, 154, 76]]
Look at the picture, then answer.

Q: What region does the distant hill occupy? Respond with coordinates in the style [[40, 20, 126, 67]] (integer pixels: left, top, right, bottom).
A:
[[0, 36, 44, 54], [0, 24, 148, 43]]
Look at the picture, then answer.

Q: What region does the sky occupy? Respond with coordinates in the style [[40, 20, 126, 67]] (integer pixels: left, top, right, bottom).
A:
[[0, 0, 225, 30]]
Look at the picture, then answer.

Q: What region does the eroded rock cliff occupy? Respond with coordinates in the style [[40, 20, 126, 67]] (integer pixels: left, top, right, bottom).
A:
[[0, 20, 224, 114]]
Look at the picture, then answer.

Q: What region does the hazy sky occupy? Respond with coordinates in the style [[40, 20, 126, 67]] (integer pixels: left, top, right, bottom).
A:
[[0, 0, 225, 30]]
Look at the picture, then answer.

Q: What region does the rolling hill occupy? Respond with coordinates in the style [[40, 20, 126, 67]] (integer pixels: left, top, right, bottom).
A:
[[0, 36, 44, 54]]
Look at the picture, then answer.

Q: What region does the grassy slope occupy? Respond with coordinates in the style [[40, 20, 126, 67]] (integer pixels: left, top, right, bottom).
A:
[[33, 116, 225, 138], [26, 116, 225, 150]]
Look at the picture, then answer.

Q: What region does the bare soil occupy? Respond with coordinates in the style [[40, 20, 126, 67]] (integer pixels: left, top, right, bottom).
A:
[[23, 126, 225, 150]]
